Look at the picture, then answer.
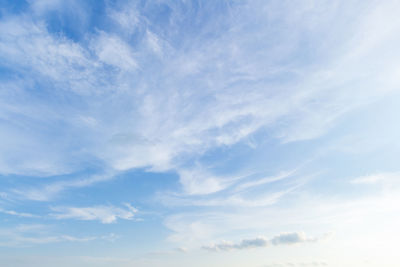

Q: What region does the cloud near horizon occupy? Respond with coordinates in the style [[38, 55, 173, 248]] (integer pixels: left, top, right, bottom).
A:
[[202, 231, 325, 252]]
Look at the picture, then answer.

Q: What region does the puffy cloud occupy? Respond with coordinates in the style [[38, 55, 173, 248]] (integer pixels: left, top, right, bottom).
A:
[[203, 237, 269, 251], [270, 232, 315, 245], [202, 231, 323, 251]]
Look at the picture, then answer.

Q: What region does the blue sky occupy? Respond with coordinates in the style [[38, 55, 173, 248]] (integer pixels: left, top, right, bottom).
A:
[[1, 0, 400, 266]]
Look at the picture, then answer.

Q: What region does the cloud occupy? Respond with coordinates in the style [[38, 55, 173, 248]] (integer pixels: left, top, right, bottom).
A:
[[51, 203, 138, 224], [0, 3, 400, 266], [177, 168, 234, 195], [234, 170, 296, 192], [270, 232, 315, 246], [175, 247, 188, 253], [264, 262, 328, 267], [0, 208, 38, 218], [80, 256, 132, 265], [106, 2, 140, 34], [203, 237, 268, 251], [350, 172, 400, 185], [92, 32, 138, 71], [1, 0, 398, 187], [158, 168, 312, 208], [11, 172, 115, 201], [159, 188, 294, 208], [0, 224, 115, 247], [1, 1, 400, 255], [202, 232, 324, 251]]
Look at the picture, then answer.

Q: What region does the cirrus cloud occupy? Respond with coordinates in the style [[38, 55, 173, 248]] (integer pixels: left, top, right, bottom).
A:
[[51, 203, 138, 224]]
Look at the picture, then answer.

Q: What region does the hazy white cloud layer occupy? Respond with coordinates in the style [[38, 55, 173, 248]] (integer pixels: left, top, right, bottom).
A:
[[264, 262, 328, 267]]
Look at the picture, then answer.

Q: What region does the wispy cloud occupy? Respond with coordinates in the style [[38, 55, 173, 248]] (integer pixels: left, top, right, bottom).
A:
[[0, 224, 116, 247], [51, 203, 138, 224], [233, 170, 296, 192], [11, 172, 115, 201], [159, 188, 294, 208], [1, 0, 399, 192], [92, 32, 138, 71], [1, 0, 400, 264], [0, 208, 39, 218], [350, 172, 400, 185]]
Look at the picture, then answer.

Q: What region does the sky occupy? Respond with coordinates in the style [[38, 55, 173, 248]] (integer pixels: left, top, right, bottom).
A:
[[0, 0, 400, 266]]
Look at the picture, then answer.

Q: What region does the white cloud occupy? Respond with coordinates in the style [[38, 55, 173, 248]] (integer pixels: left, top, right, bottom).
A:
[[177, 168, 233, 195], [202, 236, 268, 251], [146, 30, 163, 55], [264, 262, 328, 267], [175, 247, 188, 253], [350, 172, 400, 195], [159, 188, 294, 208], [107, 2, 140, 34], [1, 5, 400, 255], [28, 0, 64, 14], [158, 168, 310, 207], [270, 232, 314, 246], [202, 232, 322, 252], [92, 32, 138, 71], [11, 172, 115, 201], [1, 2, 400, 266], [0, 224, 113, 247], [80, 255, 132, 265], [350, 172, 400, 185], [0, 208, 38, 218], [0, 0, 399, 204], [0, 17, 94, 90], [51, 203, 138, 224], [234, 170, 296, 192]]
